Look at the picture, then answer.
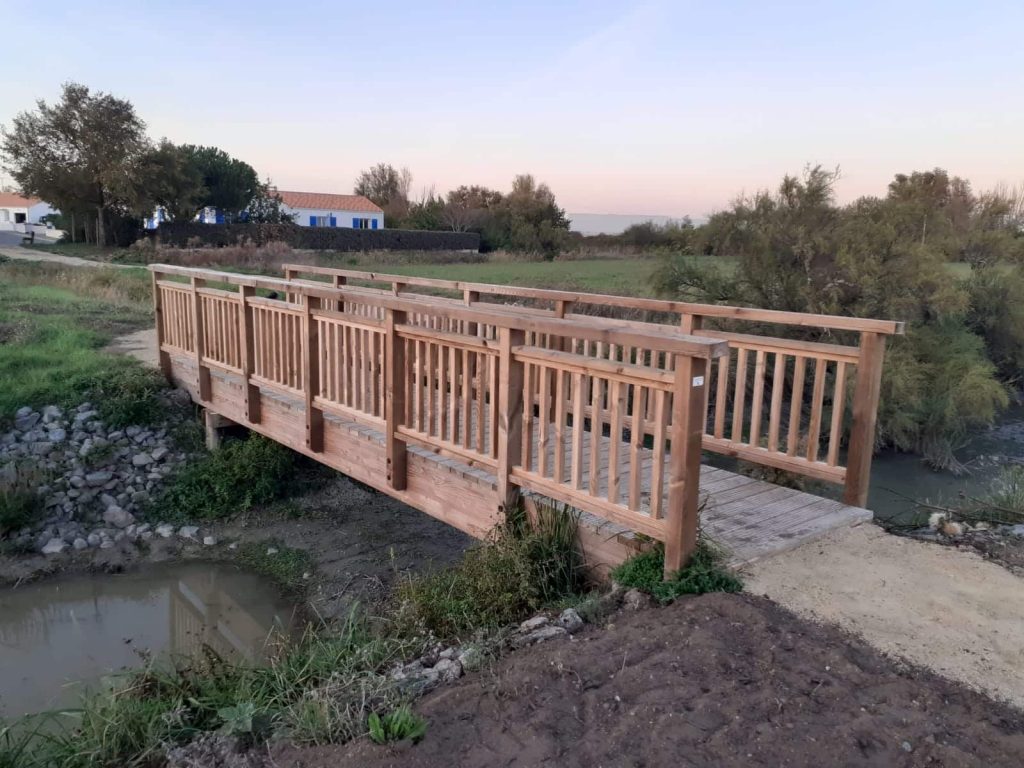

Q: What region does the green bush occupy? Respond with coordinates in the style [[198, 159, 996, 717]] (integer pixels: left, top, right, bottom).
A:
[[611, 543, 743, 603], [237, 540, 313, 592], [156, 435, 297, 521], [394, 504, 584, 639]]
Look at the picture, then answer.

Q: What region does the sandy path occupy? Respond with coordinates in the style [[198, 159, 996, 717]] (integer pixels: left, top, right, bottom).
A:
[[105, 328, 159, 367], [745, 522, 1024, 709], [0, 244, 133, 269]]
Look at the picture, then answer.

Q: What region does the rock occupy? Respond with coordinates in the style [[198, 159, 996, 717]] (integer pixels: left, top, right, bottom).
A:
[[457, 645, 484, 671], [156, 523, 175, 538], [928, 512, 947, 530], [99, 540, 115, 549], [132, 452, 154, 467], [266, 547, 279, 555], [85, 471, 113, 487], [69, 475, 86, 489], [72, 538, 88, 551], [1009, 524, 1024, 537], [203, 536, 217, 546], [151, 446, 169, 462], [432, 657, 463, 683], [103, 506, 135, 529], [15, 406, 33, 418], [42, 405, 62, 423], [30, 442, 53, 456], [939, 520, 964, 537], [623, 589, 653, 611], [47, 428, 67, 443], [14, 412, 41, 431], [41, 538, 66, 555], [557, 608, 585, 634], [519, 615, 549, 633], [87, 532, 101, 547], [179, 525, 200, 540], [516, 625, 568, 647], [126, 426, 141, 437]]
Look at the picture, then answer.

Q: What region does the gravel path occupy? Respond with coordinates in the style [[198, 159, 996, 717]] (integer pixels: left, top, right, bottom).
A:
[[745, 523, 1024, 709], [0, 244, 133, 269]]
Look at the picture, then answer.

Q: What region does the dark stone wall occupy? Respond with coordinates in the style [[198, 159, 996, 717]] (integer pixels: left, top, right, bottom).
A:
[[151, 222, 480, 252]]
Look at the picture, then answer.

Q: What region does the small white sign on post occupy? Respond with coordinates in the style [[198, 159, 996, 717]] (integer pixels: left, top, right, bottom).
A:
[[692, 376, 705, 387]]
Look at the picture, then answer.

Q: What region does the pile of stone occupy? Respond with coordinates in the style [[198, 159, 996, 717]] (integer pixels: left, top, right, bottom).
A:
[[0, 400, 205, 555], [388, 607, 585, 694]]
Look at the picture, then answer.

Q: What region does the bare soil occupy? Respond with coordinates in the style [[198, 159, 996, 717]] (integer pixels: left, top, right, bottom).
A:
[[746, 524, 1024, 710], [954, 531, 1024, 577], [272, 593, 1024, 768]]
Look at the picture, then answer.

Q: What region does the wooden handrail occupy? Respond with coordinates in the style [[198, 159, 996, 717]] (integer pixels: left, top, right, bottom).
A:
[[282, 264, 906, 336]]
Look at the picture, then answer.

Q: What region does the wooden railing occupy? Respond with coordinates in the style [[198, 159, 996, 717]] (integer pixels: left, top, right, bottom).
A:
[[151, 265, 730, 575], [281, 264, 904, 507]]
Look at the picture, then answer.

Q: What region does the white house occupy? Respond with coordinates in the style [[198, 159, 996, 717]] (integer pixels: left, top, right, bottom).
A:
[[278, 191, 384, 230], [0, 193, 57, 232]]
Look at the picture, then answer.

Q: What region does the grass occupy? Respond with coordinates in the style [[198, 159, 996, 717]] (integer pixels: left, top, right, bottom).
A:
[[237, 539, 314, 593], [154, 435, 298, 522], [0, 272, 167, 427], [611, 542, 743, 603], [393, 503, 585, 639]]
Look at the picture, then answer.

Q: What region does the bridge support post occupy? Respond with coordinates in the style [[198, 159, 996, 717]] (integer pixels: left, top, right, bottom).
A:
[[843, 332, 886, 508], [190, 277, 212, 402], [151, 271, 173, 383], [385, 308, 408, 490], [496, 327, 526, 519], [238, 285, 261, 424], [664, 354, 707, 578], [303, 295, 324, 452]]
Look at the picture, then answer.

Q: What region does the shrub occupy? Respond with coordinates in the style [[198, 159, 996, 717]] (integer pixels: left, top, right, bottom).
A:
[[611, 543, 743, 603], [156, 434, 296, 521], [394, 503, 584, 639]]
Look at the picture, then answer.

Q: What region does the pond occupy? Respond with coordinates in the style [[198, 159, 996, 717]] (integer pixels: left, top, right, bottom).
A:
[[0, 562, 302, 719]]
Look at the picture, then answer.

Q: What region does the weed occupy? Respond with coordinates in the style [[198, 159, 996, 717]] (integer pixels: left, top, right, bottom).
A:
[[155, 435, 297, 522], [367, 705, 427, 745], [85, 366, 168, 428], [0, 462, 46, 536], [394, 503, 584, 639], [611, 542, 743, 603], [237, 540, 313, 592]]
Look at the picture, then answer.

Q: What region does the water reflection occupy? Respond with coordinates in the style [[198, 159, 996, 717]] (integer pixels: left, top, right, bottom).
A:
[[0, 562, 300, 718]]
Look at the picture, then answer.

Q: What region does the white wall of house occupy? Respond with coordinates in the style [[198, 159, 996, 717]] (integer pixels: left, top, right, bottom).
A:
[[0, 201, 57, 231], [285, 206, 384, 230]]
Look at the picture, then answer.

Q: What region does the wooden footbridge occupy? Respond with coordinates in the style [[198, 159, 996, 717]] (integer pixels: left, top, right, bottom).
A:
[[149, 263, 903, 576]]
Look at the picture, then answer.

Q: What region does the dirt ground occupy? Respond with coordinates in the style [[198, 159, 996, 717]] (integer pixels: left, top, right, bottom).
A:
[[0, 474, 472, 620], [955, 531, 1024, 577], [272, 593, 1024, 768], [745, 523, 1024, 710]]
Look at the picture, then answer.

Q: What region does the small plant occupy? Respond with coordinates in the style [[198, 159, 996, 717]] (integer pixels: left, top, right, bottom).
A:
[[394, 502, 584, 639], [156, 434, 297, 521], [218, 702, 271, 742], [237, 539, 313, 592], [85, 365, 168, 428], [367, 705, 427, 745], [612, 542, 743, 604]]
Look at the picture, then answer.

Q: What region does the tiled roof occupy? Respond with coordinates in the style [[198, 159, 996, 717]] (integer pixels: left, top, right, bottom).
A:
[[0, 192, 42, 208], [277, 190, 382, 213]]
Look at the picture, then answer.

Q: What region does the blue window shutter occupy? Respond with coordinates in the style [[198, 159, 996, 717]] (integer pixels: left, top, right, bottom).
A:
[[216, 211, 224, 224], [371, 218, 378, 230], [309, 215, 316, 226], [352, 217, 359, 228], [330, 216, 337, 227]]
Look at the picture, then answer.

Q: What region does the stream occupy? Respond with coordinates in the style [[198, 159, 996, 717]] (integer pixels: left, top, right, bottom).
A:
[[0, 562, 301, 720]]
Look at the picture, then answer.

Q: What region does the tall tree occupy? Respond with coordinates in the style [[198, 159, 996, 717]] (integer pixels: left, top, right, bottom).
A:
[[1, 82, 150, 245], [246, 179, 295, 223], [180, 145, 259, 220], [140, 140, 205, 221]]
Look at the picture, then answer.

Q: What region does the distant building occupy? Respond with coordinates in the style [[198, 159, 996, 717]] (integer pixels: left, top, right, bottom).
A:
[[278, 191, 384, 229], [0, 193, 57, 231]]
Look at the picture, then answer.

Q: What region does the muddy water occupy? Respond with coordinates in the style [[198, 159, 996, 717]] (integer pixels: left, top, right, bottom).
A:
[[868, 405, 1024, 525], [0, 562, 301, 719]]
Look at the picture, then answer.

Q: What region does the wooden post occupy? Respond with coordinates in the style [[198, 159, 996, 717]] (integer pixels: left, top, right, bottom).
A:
[[303, 294, 324, 452], [191, 277, 212, 402], [664, 354, 707, 577], [496, 327, 526, 518], [238, 285, 261, 423], [464, 289, 480, 337], [680, 313, 703, 335], [151, 271, 172, 382], [385, 308, 408, 490], [842, 332, 886, 507], [333, 274, 347, 312]]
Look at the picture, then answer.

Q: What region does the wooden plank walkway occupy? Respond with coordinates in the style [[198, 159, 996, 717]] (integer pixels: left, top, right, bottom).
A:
[[207, 366, 870, 566]]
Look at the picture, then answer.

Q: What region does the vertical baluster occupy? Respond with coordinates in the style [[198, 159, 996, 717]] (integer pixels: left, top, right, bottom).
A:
[[629, 384, 646, 511], [767, 352, 786, 453], [827, 361, 848, 466], [553, 370, 566, 483], [589, 376, 603, 497], [787, 357, 806, 455], [650, 388, 667, 518], [806, 358, 828, 462], [749, 349, 767, 446], [731, 348, 748, 443], [607, 380, 625, 505], [713, 354, 729, 438], [571, 372, 585, 489]]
